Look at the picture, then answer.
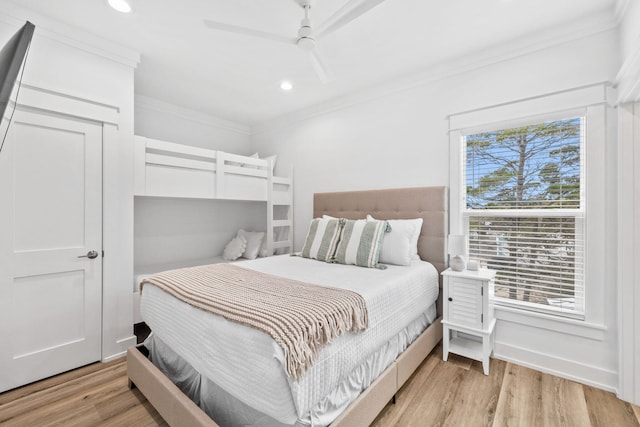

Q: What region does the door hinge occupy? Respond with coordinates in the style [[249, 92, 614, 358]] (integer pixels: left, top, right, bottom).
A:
[[102, 250, 105, 258], [481, 313, 484, 324], [481, 287, 483, 296]]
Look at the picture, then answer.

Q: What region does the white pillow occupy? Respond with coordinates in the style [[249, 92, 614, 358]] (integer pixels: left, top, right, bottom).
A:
[[367, 215, 423, 265], [259, 237, 273, 258], [223, 235, 247, 261], [263, 154, 277, 174], [237, 229, 265, 260], [229, 152, 259, 168]]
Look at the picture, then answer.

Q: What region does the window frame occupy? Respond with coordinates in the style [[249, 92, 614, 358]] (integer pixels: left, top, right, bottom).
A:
[[448, 84, 613, 328], [461, 114, 587, 319]]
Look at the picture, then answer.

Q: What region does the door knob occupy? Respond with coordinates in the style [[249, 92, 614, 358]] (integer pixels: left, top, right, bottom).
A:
[[78, 250, 99, 259]]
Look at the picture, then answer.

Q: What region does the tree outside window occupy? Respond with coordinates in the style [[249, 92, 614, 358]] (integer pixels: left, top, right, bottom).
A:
[[464, 118, 584, 316]]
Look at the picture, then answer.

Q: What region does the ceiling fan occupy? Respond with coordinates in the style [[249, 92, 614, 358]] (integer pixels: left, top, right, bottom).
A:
[[204, 0, 389, 84]]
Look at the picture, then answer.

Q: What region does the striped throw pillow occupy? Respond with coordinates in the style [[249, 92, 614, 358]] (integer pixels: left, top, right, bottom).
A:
[[334, 219, 390, 269], [300, 218, 344, 262]]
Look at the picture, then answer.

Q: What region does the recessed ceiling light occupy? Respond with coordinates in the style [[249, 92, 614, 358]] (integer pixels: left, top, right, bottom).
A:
[[107, 0, 132, 13], [280, 81, 293, 91]]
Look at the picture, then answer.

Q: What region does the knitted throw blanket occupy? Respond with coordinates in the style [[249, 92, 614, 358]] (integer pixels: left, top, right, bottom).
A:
[[140, 263, 369, 380]]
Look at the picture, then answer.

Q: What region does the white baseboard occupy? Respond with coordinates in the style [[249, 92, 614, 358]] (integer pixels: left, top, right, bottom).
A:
[[102, 335, 137, 363], [494, 341, 618, 394]]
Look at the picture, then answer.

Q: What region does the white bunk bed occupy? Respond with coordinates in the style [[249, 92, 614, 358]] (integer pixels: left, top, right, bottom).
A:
[[134, 136, 293, 255], [132, 136, 293, 322]]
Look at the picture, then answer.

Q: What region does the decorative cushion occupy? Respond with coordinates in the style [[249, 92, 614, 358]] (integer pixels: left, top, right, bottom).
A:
[[243, 152, 260, 169], [300, 218, 343, 262], [259, 236, 273, 258], [334, 219, 389, 269], [263, 154, 277, 174], [367, 215, 423, 264], [223, 235, 247, 261], [237, 229, 265, 260]]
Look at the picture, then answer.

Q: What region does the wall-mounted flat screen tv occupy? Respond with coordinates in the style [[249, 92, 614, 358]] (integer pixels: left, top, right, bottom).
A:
[[0, 21, 35, 153]]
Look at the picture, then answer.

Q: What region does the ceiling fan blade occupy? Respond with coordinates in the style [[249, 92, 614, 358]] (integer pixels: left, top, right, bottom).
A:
[[308, 49, 334, 84], [204, 19, 296, 45], [314, 0, 388, 39]]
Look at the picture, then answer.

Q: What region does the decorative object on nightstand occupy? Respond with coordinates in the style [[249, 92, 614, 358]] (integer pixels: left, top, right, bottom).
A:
[[448, 234, 467, 271], [467, 259, 480, 271], [441, 268, 496, 375]]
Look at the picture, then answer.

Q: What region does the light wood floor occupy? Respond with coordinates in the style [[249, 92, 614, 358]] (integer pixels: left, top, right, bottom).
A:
[[1, 345, 638, 427]]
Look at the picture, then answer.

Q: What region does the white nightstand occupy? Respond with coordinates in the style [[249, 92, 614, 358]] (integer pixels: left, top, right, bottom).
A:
[[441, 268, 496, 375]]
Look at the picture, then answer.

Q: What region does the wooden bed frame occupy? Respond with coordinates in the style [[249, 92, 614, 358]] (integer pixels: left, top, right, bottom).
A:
[[128, 186, 448, 427]]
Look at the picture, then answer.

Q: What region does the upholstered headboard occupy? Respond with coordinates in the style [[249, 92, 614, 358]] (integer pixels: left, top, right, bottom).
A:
[[313, 186, 448, 276]]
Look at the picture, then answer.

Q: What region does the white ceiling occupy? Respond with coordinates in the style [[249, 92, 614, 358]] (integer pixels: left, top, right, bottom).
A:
[[15, 0, 619, 125]]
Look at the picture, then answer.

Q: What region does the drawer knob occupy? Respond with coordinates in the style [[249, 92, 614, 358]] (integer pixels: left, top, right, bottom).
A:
[[448, 297, 453, 302]]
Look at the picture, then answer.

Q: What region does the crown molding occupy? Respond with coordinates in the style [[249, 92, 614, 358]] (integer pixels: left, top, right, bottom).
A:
[[251, 10, 618, 136], [616, 33, 640, 103], [0, 0, 139, 68], [614, 0, 630, 24], [135, 94, 251, 136]]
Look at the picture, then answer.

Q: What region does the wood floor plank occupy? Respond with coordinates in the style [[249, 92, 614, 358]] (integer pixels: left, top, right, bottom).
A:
[[0, 362, 127, 423], [583, 385, 640, 427], [371, 352, 441, 426], [392, 357, 467, 426], [0, 358, 121, 406], [441, 358, 505, 427], [539, 373, 591, 427], [99, 396, 167, 427], [1, 374, 128, 426], [2, 348, 639, 427], [493, 363, 544, 427]]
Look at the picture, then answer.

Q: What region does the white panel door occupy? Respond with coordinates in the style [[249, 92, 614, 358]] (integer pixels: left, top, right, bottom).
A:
[[0, 109, 103, 392]]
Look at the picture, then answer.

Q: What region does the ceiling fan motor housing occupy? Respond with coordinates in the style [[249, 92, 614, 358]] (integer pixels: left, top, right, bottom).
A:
[[297, 36, 315, 50]]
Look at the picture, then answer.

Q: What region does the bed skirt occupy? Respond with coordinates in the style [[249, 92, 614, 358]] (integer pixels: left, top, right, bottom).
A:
[[128, 312, 442, 427]]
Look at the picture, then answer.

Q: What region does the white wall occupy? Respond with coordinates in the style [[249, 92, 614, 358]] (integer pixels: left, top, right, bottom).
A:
[[617, 0, 640, 101], [251, 29, 622, 392], [617, 0, 640, 405], [0, 2, 139, 361], [134, 198, 266, 267], [134, 96, 266, 267], [135, 95, 252, 153]]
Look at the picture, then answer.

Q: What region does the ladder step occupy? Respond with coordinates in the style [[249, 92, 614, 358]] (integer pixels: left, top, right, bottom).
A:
[[273, 241, 292, 249], [272, 177, 292, 185], [272, 220, 292, 227], [272, 194, 292, 205]]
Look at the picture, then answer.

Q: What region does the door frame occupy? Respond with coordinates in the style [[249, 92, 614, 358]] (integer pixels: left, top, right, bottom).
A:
[[12, 83, 136, 362]]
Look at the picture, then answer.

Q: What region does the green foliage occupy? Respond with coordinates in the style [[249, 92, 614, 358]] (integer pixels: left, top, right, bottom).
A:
[[466, 118, 581, 209], [466, 118, 582, 306]]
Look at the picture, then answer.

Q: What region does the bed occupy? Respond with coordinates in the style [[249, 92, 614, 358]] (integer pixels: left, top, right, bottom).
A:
[[133, 136, 291, 202], [128, 186, 448, 427]]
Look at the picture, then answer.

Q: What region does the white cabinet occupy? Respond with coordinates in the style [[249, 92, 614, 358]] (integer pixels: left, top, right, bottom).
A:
[[441, 268, 496, 375]]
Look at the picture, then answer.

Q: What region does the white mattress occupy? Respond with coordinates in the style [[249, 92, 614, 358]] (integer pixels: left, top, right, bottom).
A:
[[134, 256, 225, 292], [140, 255, 439, 424]]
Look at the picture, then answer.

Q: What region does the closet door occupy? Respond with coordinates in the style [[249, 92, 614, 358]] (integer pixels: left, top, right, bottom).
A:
[[0, 109, 103, 392]]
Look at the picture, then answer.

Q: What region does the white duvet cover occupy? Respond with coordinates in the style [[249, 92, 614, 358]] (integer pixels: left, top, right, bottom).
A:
[[140, 255, 439, 424]]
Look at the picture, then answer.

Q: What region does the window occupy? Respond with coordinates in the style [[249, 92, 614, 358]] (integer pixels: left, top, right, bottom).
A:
[[463, 117, 585, 318]]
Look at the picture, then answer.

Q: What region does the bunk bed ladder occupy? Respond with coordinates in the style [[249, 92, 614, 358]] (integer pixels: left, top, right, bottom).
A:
[[267, 165, 293, 256]]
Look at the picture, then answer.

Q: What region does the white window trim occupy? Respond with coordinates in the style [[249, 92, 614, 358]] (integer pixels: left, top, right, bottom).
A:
[[448, 82, 614, 330]]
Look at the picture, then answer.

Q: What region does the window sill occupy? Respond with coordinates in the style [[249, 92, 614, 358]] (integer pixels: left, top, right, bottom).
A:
[[493, 304, 607, 341]]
